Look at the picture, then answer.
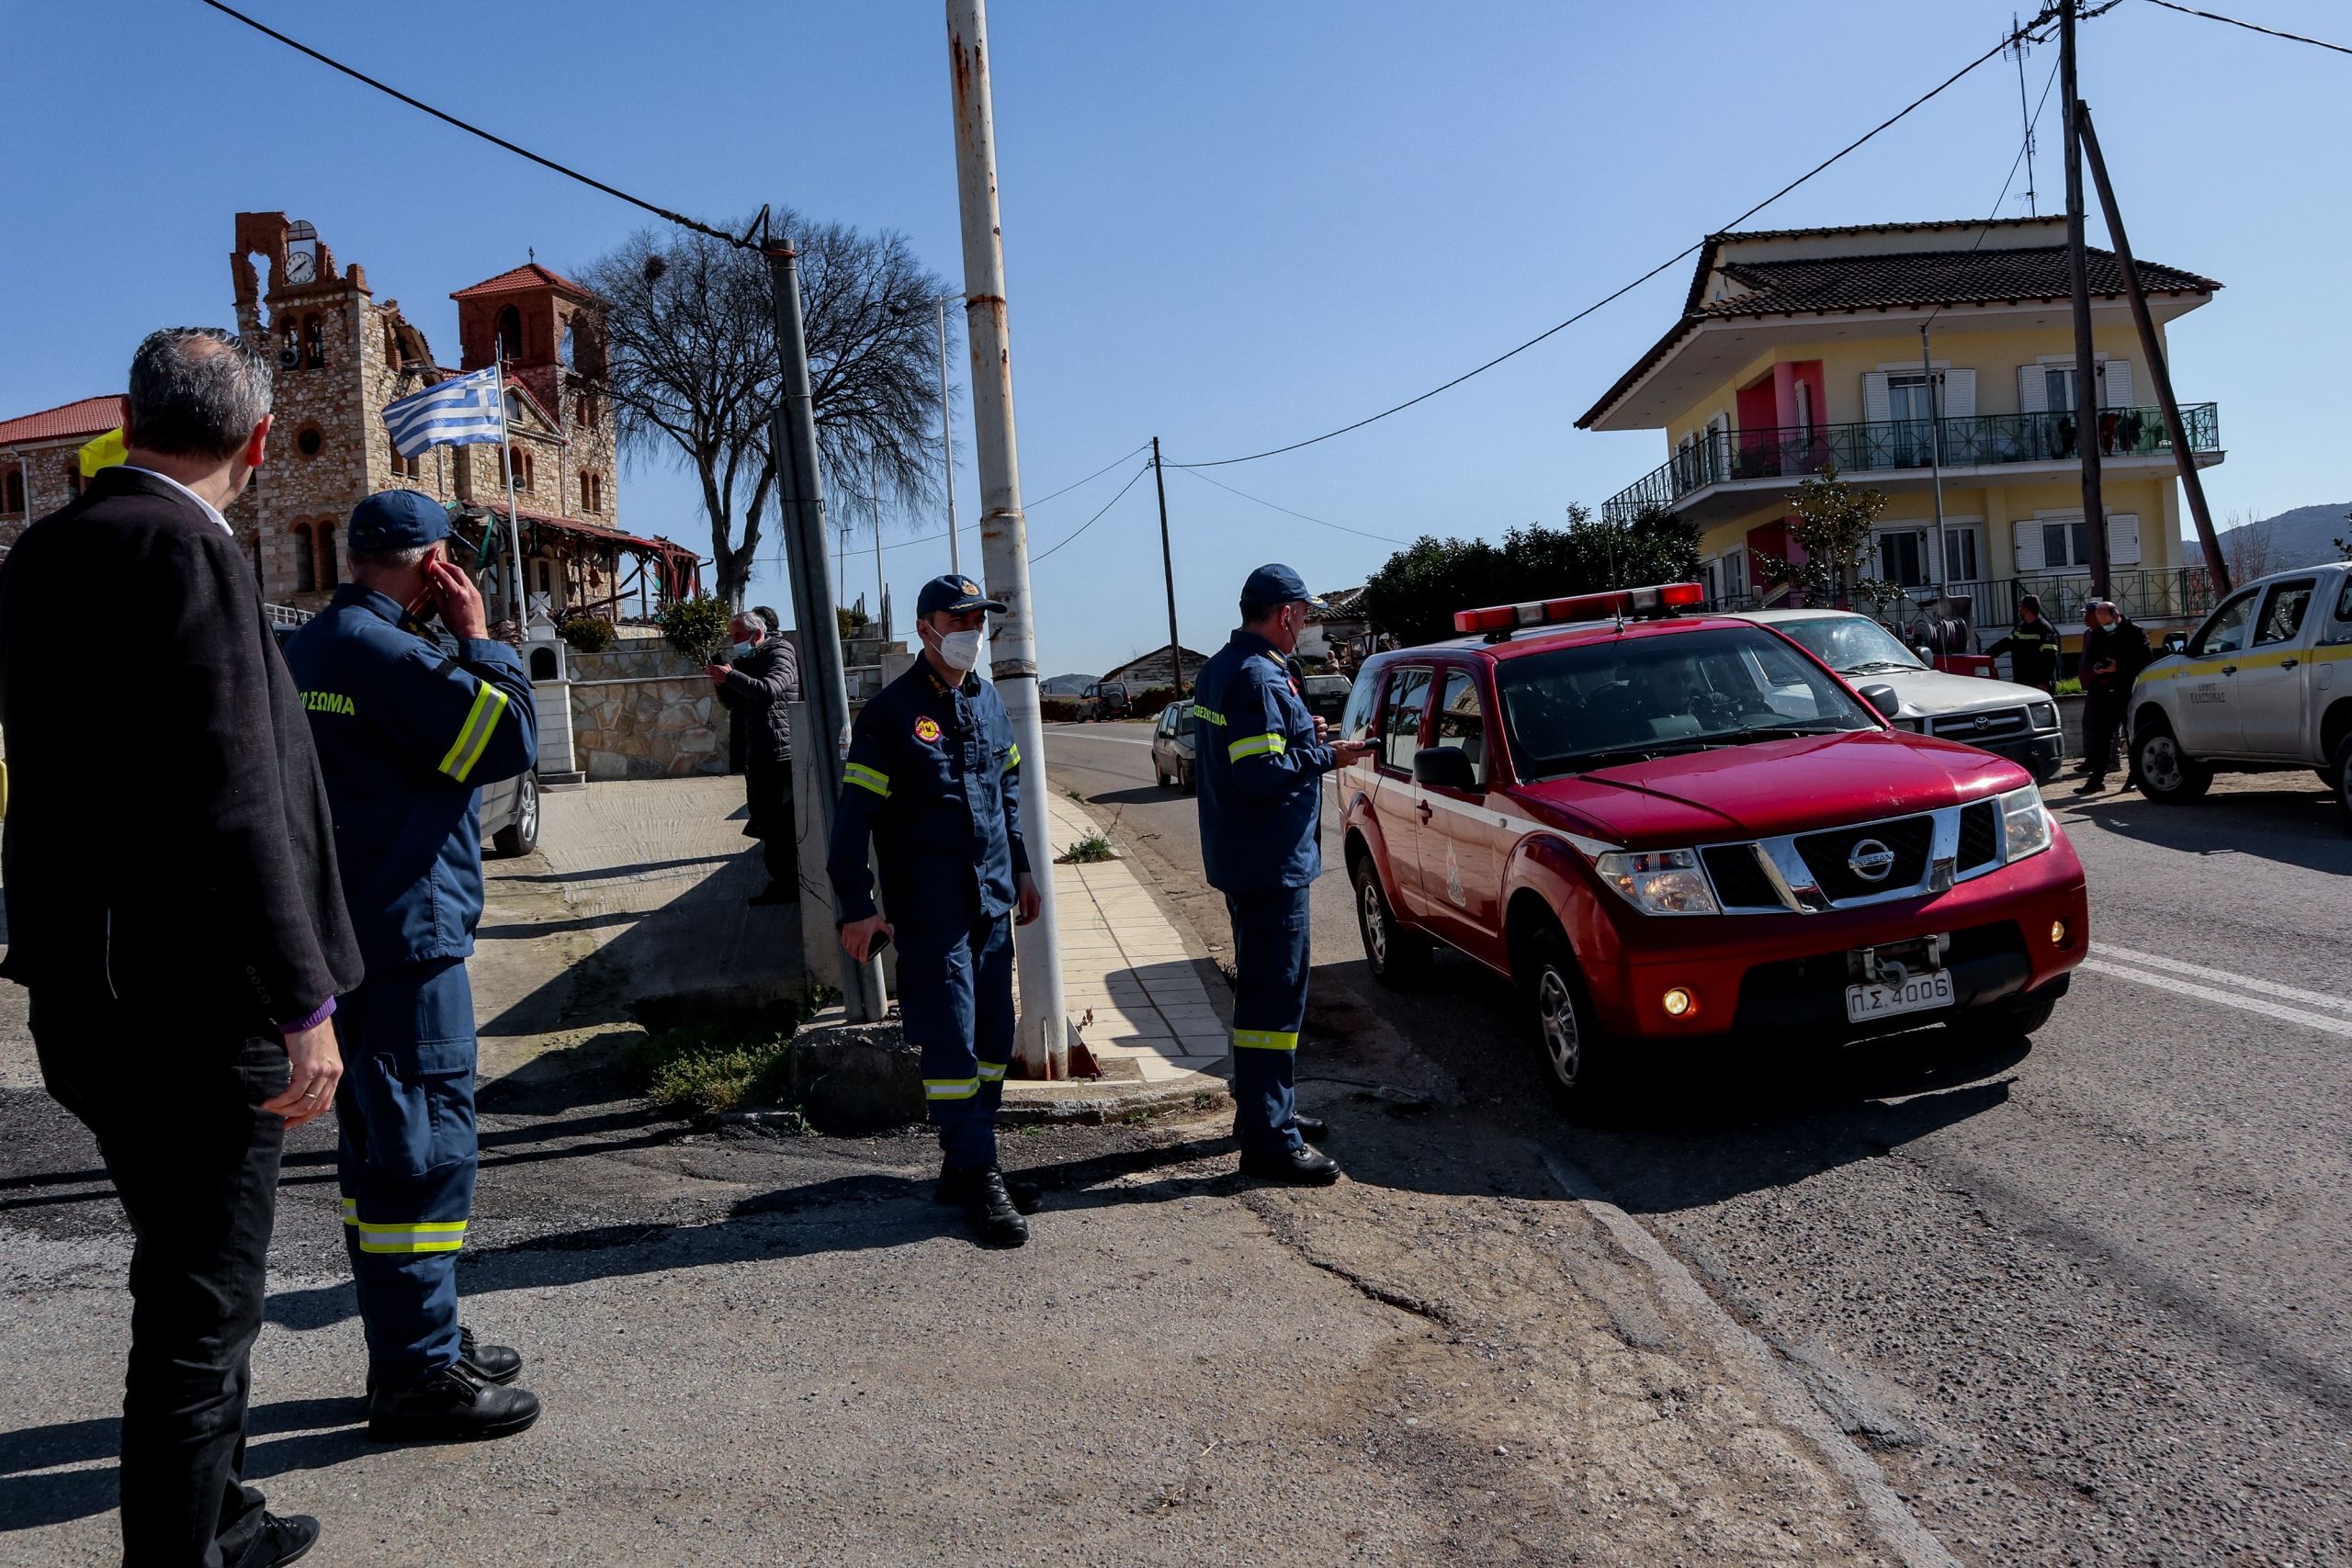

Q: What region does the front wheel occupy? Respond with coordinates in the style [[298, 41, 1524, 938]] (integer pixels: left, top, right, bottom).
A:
[[2133, 720, 2211, 803], [2334, 735, 2352, 830], [1521, 923, 1614, 1115], [1351, 852, 1429, 987], [1179, 760, 1196, 796]]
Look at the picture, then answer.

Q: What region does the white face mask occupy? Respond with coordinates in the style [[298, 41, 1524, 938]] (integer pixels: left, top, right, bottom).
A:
[[931, 625, 985, 672], [729, 639, 756, 661]]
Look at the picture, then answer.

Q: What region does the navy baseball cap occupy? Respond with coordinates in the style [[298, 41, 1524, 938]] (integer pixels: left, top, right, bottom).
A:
[[1241, 563, 1326, 609], [916, 573, 1007, 617], [348, 490, 458, 554]]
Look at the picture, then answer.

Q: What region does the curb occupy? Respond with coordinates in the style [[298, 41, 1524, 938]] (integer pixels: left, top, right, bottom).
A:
[[1001, 1072, 1229, 1125]]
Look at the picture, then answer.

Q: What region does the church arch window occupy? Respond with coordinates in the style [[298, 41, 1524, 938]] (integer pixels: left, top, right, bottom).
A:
[[3, 468, 22, 514], [317, 522, 340, 587], [292, 522, 317, 592], [495, 306, 524, 363], [296, 423, 323, 458], [508, 444, 535, 491], [303, 313, 328, 369]]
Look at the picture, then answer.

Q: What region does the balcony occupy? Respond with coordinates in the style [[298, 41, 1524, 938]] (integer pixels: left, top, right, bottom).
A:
[[1602, 403, 2222, 525], [1702, 566, 2217, 634]]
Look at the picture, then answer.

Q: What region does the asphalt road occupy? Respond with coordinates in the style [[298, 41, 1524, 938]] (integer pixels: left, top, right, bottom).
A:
[[1040, 719, 2352, 1568]]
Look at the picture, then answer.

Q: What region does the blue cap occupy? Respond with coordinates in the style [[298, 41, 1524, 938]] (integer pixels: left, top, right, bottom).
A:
[[347, 490, 458, 555], [1241, 563, 1326, 609], [916, 573, 1007, 617]]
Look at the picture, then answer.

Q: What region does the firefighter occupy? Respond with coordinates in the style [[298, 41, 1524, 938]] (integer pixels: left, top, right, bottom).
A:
[[1985, 593, 2063, 694], [282, 491, 542, 1441], [830, 574, 1042, 1247], [1193, 565, 1375, 1184]]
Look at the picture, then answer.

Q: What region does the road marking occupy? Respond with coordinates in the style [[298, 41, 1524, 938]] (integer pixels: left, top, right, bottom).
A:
[[1044, 726, 1155, 747], [2091, 942, 2352, 1013], [2080, 957, 2352, 1038]]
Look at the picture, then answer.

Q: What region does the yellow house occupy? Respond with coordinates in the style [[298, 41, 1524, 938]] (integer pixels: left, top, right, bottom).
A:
[[1577, 217, 2223, 645]]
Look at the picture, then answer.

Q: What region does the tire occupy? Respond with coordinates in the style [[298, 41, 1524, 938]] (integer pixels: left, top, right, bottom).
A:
[[1351, 851, 1429, 987], [1179, 760, 1196, 796], [1154, 762, 1169, 788], [1521, 921, 1614, 1115], [2334, 734, 2352, 830], [492, 773, 541, 857], [2132, 718, 2211, 803], [1947, 987, 2058, 1046]]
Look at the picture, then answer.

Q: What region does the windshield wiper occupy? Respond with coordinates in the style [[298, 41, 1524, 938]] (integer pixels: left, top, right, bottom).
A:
[[1839, 660, 1917, 674], [1556, 739, 1726, 772], [1734, 723, 1855, 740]]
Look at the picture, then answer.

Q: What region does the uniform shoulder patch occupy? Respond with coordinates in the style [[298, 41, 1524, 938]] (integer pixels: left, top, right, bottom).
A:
[[914, 716, 943, 743]]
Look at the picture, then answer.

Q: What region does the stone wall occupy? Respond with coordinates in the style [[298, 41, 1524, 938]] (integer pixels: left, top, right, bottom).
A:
[[571, 674, 726, 780], [571, 646, 702, 682], [0, 439, 93, 551]]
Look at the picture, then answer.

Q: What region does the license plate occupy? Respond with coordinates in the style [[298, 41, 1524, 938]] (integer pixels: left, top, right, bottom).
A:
[[1844, 969, 1954, 1022]]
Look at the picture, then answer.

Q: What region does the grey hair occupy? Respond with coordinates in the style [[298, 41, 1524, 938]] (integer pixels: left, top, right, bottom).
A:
[[125, 328, 275, 459], [731, 609, 768, 636], [349, 543, 436, 575]]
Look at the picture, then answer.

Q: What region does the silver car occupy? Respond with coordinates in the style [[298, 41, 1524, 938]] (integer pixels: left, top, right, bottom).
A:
[[1736, 608, 2065, 784]]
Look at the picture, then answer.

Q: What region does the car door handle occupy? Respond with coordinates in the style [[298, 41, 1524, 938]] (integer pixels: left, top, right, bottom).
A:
[[1416, 801, 1434, 822], [2280, 658, 2300, 670], [2221, 665, 2237, 676]]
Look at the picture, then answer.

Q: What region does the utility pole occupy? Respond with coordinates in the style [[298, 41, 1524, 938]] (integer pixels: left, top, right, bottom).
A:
[[936, 296, 960, 578], [946, 0, 1069, 1079], [1151, 437, 1183, 695], [2061, 0, 2110, 597], [764, 232, 887, 1023], [2076, 101, 2230, 598]]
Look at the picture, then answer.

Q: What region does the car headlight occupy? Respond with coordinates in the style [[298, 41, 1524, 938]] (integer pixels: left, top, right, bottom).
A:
[[1593, 847, 1721, 916], [1999, 783, 2052, 862], [2029, 701, 2058, 731], [1894, 716, 1926, 733]]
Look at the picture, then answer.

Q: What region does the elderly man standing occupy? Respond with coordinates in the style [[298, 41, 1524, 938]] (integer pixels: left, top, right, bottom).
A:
[[0, 328, 362, 1567], [709, 609, 802, 906], [2077, 598, 2151, 794]]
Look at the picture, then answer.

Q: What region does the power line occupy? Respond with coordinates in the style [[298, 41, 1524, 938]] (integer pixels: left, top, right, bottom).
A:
[[198, 0, 757, 249], [1171, 465, 1408, 545], [1032, 464, 1154, 563], [1170, 6, 2073, 469], [1023, 442, 1152, 509], [2140, 0, 2352, 56]]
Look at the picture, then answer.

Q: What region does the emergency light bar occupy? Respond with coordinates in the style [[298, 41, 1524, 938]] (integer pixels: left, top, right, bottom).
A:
[[1453, 581, 1705, 637]]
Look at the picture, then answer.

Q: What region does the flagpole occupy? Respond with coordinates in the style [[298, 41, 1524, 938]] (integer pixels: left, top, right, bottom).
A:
[[494, 360, 526, 636]]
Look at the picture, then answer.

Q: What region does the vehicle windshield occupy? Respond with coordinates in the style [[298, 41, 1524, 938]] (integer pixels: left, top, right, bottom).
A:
[[1303, 676, 1350, 694], [1769, 615, 1925, 675], [1494, 626, 1879, 779]]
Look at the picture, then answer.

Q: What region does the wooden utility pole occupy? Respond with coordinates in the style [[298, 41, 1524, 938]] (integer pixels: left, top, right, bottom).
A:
[[1150, 437, 1183, 695], [2061, 0, 2110, 596], [2076, 101, 2230, 597]]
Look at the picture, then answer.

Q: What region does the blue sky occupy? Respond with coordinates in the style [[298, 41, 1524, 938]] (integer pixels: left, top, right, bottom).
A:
[[4, 0, 2345, 676]]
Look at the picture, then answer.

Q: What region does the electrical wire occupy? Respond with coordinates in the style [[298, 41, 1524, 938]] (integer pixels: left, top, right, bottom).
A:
[[1023, 442, 1152, 509], [1031, 465, 1153, 563], [1925, 51, 2062, 333], [1170, 5, 2075, 469], [1171, 466, 1409, 545], [2139, 0, 2352, 56]]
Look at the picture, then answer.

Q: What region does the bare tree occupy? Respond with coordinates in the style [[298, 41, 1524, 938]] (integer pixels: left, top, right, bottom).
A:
[[2217, 509, 2272, 585], [579, 210, 952, 606]]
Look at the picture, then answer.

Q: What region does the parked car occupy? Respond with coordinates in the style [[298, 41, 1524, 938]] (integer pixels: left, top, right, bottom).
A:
[[1151, 700, 1197, 793], [1339, 581, 2087, 1111], [1300, 672, 1352, 726], [1732, 608, 2065, 784], [2128, 560, 2352, 822], [1075, 681, 1131, 722]]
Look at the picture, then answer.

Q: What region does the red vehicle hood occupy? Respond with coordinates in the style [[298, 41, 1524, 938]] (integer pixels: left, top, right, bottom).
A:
[[1515, 730, 2025, 845]]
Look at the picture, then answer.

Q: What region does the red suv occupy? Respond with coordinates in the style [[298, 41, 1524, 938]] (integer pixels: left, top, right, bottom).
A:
[[1338, 583, 2087, 1108]]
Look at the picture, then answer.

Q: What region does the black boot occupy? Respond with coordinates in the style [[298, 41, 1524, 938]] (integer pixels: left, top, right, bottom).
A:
[[233, 1512, 320, 1568], [1293, 1114, 1330, 1145], [1240, 1145, 1342, 1185], [944, 1166, 1029, 1247], [459, 1325, 524, 1386], [935, 1168, 1040, 1214], [368, 1360, 541, 1443]]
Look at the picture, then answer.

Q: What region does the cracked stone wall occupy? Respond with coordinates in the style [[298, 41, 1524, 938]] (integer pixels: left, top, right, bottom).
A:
[[570, 674, 726, 780]]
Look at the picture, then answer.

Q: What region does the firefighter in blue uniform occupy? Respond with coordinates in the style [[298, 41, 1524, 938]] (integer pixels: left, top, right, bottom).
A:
[[1193, 565, 1375, 1184], [282, 491, 542, 1441], [831, 575, 1042, 1246]]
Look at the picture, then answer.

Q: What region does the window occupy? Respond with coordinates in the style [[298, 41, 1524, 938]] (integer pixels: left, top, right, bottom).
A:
[[495, 305, 524, 363], [580, 470, 604, 512], [1943, 525, 1981, 583], [1876, 528, 1930, 588], [1380, 668, 1433, 773], [534, 558, 553, 594], [292, 523, 316, 592], [2188, 589, 2258, 659], [2253, 580, 2315, 647], [3, 468, 21, 514], [2328, 575, 2352, 645], [1430, 669, 1487, 789], [2041, 519, 2095, 570], [1339, 671, 1378, 741], [303, 314, 327, 369], [508, 444, 533, 491], [1887, 372, 1935, 423], [318, 523, 339, 587], [1793, 379, 1814, 437]]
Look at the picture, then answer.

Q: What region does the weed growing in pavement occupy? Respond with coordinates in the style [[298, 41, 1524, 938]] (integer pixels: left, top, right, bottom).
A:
[[1058, 831, 1115, 863], [1066, 786, 1085, 801], [626, 990, 825, 1117]]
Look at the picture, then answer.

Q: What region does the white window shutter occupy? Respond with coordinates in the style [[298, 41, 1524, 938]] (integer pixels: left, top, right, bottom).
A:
[[1862, 372, 1891, 423], [2107, 513, 2142, 567], [2101, 359, 2133, 409], [2014, 521, 2046, 573], [2018, 366, 2048, 414], [1940, 367, 1976, 418]]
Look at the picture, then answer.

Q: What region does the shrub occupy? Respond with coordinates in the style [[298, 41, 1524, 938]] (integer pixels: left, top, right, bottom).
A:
[[656, 594, 733, 667], [559, 615, 616, 653], [1040, 697, 1079, 722], [1058, 831, 1115, 863]]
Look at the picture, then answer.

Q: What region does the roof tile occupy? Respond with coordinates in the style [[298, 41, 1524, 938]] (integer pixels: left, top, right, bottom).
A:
[[0, 395, 126, 447]]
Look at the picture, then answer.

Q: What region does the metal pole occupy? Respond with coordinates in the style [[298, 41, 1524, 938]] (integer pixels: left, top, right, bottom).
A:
[[1921, 325, 1948, 606], [1151, 437, 1183, 695], [2077, 100, 2229, 597], [2061, 0, 2109, 597], [765, 238, 888, 1022], [873, 487, 886, 617], [495, 360, 527, 636], [937, 296, 960, 577], [947, 0, 1068, 1079], [2015, 15, 2039, 218]]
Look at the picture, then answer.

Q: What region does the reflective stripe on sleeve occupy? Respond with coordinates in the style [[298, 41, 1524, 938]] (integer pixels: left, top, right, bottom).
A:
[[1233, 1029, 1299, 1052], [437, 682, 511, 784], [1227, 732, 1287, 762], [923, 1077, 979, 1100], [843, 762, 891, 797], [1003, 744, 1021, 771], [1192, 705, 1227, 727]]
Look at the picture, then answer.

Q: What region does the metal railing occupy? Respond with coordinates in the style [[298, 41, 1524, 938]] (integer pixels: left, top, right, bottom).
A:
[[1703, 567, 2216, 633], [1604, 402, 2221, 522]]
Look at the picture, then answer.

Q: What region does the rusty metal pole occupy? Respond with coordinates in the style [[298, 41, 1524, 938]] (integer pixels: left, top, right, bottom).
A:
[[946, 0, 1068, 1079], [2061, 0, 2109, 599], [2076, 101, 2228, 600]]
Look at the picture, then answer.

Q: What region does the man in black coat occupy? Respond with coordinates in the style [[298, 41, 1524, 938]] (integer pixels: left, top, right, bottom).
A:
[[709, 608, 802, 905], [2077, 598, 2152, 794], [0, 328, 363, 1568], [1984, 593, 2062, 694]]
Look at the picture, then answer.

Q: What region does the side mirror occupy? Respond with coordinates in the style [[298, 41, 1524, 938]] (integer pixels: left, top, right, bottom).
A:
[[1859, 682, 1903, 720], [1413, 745, 1477, 792]]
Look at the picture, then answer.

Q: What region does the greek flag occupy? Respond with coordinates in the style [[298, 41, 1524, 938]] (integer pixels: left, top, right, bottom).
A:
[[381, 367, 504, 458]]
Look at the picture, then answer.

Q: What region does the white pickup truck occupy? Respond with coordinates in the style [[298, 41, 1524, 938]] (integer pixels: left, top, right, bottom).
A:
[[2128, 560, 2352, 822]]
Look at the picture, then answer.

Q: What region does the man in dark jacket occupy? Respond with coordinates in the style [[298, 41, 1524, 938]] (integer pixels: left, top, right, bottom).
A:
[[710, 609, 802, 906], [1984, 593, 2062, 694], [0, 327, 361, 1568], [2078, 599, 2152, 793]]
